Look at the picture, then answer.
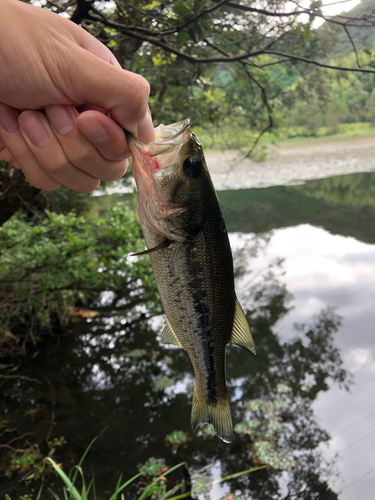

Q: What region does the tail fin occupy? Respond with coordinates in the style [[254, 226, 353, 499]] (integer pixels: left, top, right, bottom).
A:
[[191, 387, 233, 443]]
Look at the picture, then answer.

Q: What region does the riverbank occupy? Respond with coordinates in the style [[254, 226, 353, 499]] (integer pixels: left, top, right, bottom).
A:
[[206, 134, 375, 191], [195, 122, 375, 151], [94, 130, 375, 196]]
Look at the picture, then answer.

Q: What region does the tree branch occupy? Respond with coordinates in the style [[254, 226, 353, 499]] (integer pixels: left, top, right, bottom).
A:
[[85, 12, 375, 74], [343, 25, 361, 68], [263, 50, 375, 73]]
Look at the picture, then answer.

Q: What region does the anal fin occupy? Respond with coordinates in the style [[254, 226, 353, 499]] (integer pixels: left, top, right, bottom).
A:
[[160, 320, 183, 348], [230, 297, 256, 355]]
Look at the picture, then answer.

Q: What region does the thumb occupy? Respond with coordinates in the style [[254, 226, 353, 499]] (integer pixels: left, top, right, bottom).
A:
[[63, 40, 154, 144]]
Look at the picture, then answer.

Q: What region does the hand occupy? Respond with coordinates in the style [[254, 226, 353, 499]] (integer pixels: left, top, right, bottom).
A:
[[0, 0, 154, 192]]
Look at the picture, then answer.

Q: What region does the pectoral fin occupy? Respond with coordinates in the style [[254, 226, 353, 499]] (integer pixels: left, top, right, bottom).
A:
[[131, 239, 172, 256], [230, 298, 256, 355], [160, 320, 183, 348]]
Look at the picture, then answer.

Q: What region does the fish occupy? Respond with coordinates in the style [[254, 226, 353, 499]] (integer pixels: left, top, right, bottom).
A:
[[127, 119, 255, 443]]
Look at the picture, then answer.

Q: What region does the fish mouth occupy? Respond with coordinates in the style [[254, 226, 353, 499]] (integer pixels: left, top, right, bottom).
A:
[[127, 119, 191, 201], [127, 119, 191, 157]]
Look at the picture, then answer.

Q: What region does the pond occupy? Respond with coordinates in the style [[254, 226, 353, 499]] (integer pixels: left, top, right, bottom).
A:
[[1, 154, 375, 499]]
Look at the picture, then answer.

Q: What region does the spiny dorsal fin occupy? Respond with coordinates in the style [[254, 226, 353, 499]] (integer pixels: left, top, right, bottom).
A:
[[131, 239, 172, 256], [230, 297, 256, 355], [160, 320, 183, 348]]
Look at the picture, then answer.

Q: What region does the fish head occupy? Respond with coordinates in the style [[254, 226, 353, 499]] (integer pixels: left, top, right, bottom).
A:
[[128, 119, 214, 242]]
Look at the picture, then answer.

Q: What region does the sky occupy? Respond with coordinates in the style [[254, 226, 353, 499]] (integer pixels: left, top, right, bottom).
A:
[[302, 0, 362, 27]]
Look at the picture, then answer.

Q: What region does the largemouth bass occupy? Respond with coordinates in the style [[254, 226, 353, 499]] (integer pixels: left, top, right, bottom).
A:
[[127, 119, 255, 443]]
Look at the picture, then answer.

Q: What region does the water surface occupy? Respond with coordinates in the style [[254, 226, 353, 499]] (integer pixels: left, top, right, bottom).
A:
[[1, 170, 375, 499]]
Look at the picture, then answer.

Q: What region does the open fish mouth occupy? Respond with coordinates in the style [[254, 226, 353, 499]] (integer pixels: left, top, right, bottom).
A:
[[127, 119, 192, 200], [127, 119, 191, 158]]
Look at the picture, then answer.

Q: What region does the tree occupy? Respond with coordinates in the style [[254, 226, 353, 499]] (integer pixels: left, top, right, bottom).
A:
[[1, 1, 375, 223], [36, 0, 375, 141]]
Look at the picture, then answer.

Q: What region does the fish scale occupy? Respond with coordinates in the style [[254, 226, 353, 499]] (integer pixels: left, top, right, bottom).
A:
[[127, 119, 256, 443]]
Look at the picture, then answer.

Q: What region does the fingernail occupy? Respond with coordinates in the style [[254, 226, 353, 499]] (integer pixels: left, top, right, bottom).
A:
[[137, 111, 154, 144], [0, 104, 19, 133], [19, 112, 50, 148], [78, 113, 109, 145], [45, 105, 76, 135]]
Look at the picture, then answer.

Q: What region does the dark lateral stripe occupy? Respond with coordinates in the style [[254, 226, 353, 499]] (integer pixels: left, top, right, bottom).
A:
[[187, 240, 218, 402]]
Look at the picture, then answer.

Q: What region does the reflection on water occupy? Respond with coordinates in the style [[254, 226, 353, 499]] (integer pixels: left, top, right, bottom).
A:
[[219, 172, 375, 243], [1, 172, 375, 499]]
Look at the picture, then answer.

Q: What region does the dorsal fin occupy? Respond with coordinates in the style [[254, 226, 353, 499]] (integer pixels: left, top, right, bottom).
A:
[[230, 298, 256, 355], [160, 320, 183, 348]]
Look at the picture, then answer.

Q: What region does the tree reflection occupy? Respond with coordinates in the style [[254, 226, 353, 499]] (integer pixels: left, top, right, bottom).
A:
[[0, 233, 350, 500], [218, 172, 375, 244]]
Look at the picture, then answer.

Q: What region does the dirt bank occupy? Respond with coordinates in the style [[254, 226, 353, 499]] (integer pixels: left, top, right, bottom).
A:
[[206, 135, 375, 190]]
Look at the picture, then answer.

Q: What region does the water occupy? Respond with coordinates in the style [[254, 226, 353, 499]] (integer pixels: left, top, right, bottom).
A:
[[1, 166, 375, 499]]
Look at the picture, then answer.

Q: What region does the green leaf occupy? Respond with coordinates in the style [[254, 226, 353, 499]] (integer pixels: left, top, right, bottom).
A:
[[46, 459, 82, 500], [188, 27, 197, 43], [177, 30, 187, 45], [304, 26, 312, 42], [173, 3, 191, 17], [109, 472, 142, 500]]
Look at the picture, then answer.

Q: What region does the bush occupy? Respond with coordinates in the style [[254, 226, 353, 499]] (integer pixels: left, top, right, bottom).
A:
[[0, 204, 159, 346]]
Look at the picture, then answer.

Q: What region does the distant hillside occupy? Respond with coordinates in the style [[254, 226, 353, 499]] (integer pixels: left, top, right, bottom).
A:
[[320, 0, 375, 59]]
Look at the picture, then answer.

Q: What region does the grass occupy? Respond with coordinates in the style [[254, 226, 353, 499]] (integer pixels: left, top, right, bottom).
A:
[[3, 431, 267, 500], [275, 122, 375, 144], [194, 122, 375, 152], [46, 457, 186, 500]]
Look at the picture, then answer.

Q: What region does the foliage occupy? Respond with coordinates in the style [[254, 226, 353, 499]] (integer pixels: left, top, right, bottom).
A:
[[5, 441, 267, 500], [45, 454, 186, 500], [165, 430, 190, 449], [322, 0, 375, 59], [0, 203, 160, 345], [1, 415, 66, 482], [234, 384, 296, 470], [138, 457, 167, 477], [28, 0, 375, 151]]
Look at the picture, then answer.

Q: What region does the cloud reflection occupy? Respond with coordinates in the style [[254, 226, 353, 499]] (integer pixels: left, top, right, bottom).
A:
[[229, 224, 375, 499]]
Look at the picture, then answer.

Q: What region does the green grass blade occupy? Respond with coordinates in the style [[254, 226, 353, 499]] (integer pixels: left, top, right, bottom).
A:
[[109, 472, 142, 500], [212, 465, 267, 484], [47, 487, 61, 500], [5, 495, 11, 500], [138, 463, 185, 500], [78, 428, 108, 468], [86, 477, 95, 498], [92, 469, 97, 500], [73, 466, 86, 500], [140, 485, 165, 499], [158, 481, 185, 500], [36, 485, 44, 500], [110, 472, 124, 500], [47, 458, 82, 500], [71, 426, 109, 487], [138, 478, 163, 500], [166, 493, 191, 500]]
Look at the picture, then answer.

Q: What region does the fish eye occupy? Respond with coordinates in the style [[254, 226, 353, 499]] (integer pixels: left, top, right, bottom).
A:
[[183, 156, 203, 179]]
